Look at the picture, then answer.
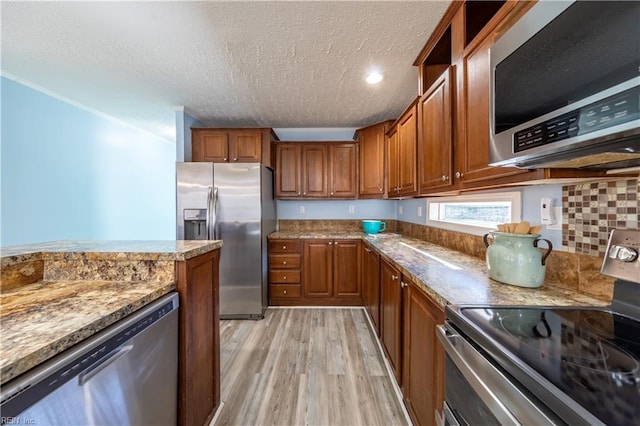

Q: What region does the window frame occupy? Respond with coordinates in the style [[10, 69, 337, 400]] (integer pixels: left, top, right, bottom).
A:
[[425, 191, 522, 236]]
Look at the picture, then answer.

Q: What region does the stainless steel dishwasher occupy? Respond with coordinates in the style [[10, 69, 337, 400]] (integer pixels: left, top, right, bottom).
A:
[[1, 292, 179, 425]]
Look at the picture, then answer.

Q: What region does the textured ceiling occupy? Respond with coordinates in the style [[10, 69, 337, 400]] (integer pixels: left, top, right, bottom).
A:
[[1, 1, 451, 141]]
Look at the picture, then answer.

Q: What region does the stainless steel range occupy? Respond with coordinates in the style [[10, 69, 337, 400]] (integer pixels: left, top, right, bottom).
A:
[[437, 229, 640, 425]]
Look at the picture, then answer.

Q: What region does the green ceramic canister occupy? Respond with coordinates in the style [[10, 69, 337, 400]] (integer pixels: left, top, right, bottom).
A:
[[482, 232, 553, 288]]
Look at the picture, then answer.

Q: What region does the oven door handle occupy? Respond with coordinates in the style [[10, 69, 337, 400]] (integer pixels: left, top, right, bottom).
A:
[[436, 324, 521, 425]]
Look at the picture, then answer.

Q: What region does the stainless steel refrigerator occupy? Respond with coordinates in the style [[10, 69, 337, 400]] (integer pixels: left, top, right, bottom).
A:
[[176, 162, 276, 319]]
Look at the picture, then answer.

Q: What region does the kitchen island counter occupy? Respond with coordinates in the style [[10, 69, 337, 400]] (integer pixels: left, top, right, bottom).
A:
[[268, 232, 608, 308], [0, 239, 222, 385]]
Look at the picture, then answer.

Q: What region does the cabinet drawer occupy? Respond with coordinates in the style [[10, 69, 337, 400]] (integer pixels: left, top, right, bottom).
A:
[[270, 284, 301, 298], [269, 240, 302, 253], [269, 254, 301, 269], [269, 270, 301, 284]]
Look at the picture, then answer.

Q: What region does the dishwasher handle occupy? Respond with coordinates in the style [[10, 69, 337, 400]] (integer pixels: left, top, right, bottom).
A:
[[78, 344, 133, 386]]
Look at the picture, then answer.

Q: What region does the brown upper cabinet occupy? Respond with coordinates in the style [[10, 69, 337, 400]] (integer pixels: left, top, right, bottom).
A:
[[191, 128, 278, 168], [418, 67, 454, 193], [410, 0, 610, 195], [275, 142, 358, 199], [451, 1, 530, 186], [355, 121, 393, 199], [387, 100, 418, 199]]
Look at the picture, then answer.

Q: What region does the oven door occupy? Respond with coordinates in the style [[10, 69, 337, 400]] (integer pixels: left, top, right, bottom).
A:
[[436, 323, 561, 426]]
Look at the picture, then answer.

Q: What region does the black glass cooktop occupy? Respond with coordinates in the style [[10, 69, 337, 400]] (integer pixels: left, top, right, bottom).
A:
[[460, 307, 640, 425]]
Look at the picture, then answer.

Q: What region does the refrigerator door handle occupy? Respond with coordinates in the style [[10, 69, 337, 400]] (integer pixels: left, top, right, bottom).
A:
[[211, 186, 219, 240], [206, 186, 213, 239]]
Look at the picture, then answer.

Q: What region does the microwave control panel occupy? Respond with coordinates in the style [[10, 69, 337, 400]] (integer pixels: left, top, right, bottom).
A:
[[513, 85, 639, 153]]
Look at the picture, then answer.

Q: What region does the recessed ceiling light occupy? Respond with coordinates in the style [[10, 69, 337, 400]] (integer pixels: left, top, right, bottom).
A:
[[366, 71, 383, 85]]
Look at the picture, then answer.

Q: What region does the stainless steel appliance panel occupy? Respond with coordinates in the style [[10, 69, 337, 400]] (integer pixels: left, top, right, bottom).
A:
[[1, 293, 179, 426], [177, 162, 214, 240], [215, 163, 264, 318], [260, 165, 277, 312]]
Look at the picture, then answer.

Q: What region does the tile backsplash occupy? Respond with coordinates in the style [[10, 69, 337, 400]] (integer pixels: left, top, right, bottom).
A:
[[563, 178, 639, 256]]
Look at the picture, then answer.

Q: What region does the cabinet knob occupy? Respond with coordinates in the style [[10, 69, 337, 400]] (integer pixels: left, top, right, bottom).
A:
[[223, 157, 228, 161], [283, 261, 287, 265], [233, 157, 238, 161], [379, 188, 383, 192], [283, 276, 287, 280], [303, 192, 306, 195], [297, 192, 301, 195], [455, 171, 464, 179], [365, 248, 371, 253], [283, 245, 287, 250], [401, 281, 408, 288], [331, 192, 334, 195], [283, 290, 287, 294]]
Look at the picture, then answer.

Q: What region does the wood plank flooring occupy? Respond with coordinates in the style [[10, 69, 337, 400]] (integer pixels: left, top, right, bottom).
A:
[[215, 308, 409, 426]]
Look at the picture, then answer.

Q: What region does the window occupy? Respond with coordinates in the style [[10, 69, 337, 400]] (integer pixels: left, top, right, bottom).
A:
[[426, 192, 521, 235]]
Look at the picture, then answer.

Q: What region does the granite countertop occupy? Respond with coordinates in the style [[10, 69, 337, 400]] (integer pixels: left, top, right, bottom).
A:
[[269, 231, 608, 308], [1, 240, 224, 267], [270, 231, 367, 240], [0, 278, 175, 384], [0, 239, 223, 385]]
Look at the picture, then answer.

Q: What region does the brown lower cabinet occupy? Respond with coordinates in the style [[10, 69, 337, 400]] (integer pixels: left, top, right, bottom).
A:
[[380, 258, 403, 383], [402, 278, 445, 426], [176, 249, 220, 426], [268, 238, 363, 305], [379, 256, 446, 426], [362, 243, 381, 335]]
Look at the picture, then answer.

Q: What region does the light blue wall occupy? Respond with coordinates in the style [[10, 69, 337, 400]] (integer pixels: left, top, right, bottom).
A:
[[396, 184, 563, 248], [176, 109, 203, 162], [273, 128, 356, 141], [1, 77, 176, 246], [277, 199, 395, 220]]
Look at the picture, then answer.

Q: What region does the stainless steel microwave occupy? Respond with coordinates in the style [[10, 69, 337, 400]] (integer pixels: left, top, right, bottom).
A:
[[489, 0, 640, 170]]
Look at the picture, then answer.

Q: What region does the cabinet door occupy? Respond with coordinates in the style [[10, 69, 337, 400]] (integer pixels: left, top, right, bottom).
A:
[[362, 245, 381, 335], [329, 144, 358, 198], [418, 68, 453, 193], [229, 130, 262, 162], [176, 249, 220, 426], [387, 128, 400, 197], [397, 106, 418, 197], [192, 130, 229, 162], [303, 240, 333, 297], [380, 258, 403, 383], [359, 125, 387, 198], [275, 144, 302, 198], [302, 144, 329, 197], [454, 30, 527, 184], [403, 281, 445, 426], [333, 239, 361, 297]]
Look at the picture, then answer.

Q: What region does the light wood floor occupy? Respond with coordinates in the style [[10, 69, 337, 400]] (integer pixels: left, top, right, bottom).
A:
[[215, 308, 409, 426]]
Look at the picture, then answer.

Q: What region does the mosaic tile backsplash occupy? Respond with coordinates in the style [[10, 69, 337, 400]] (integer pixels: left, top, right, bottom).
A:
[[563, 179, 639, 256]]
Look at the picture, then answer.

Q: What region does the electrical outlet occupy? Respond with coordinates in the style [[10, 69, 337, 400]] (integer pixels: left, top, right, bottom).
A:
[[399, 205, 404, 215], [299, 205, 305, 214], [418, 206, 423, 217], [547, 206, 563, 230], [348, 205, 355, 214]]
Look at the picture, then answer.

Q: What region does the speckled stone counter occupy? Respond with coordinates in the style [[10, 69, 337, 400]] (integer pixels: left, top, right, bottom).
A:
[[0, 239, 223, 385], [268, 232, 609, 308], [0, 279, 174, 384], [1, 240, 224, 265]]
